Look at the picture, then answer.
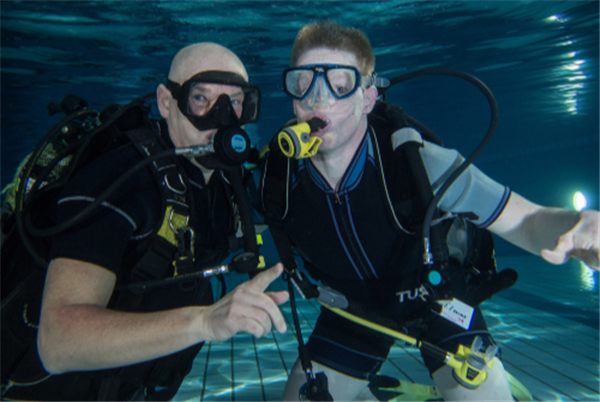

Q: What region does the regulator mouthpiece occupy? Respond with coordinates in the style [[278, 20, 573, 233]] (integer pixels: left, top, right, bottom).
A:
[[177, 126, 252, 166], [212, 126, 252, 165], [278, 118, 326, 159]]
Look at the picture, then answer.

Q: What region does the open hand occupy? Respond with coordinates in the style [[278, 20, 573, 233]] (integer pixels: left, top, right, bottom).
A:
[[200, 263, 289, 341], [541, 210, 599, 270]]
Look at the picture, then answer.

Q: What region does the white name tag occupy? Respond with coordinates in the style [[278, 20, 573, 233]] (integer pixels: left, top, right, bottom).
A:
[[437, 298, 474, 330]]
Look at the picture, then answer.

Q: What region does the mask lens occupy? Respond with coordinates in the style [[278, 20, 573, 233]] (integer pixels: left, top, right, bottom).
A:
[[223, 87, 245, 118], [285, 69, 315, 99], [186, 82, 245, 118], [327, 68, 358, 98], [187, 82, 212, 116]]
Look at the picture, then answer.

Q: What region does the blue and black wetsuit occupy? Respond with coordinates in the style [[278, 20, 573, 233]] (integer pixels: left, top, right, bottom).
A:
[[277, 119, 511, 379]]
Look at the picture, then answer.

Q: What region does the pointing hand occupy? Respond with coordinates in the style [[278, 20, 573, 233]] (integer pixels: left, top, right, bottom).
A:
[[200, 263, 289, 341]]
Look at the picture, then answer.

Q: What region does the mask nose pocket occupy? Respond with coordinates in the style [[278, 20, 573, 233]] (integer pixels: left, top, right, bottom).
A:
[[304, 75, 335, 109]]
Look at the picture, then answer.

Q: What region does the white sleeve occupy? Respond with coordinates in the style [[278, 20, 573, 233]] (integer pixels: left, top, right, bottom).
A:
[[419, 140, 511, 228]]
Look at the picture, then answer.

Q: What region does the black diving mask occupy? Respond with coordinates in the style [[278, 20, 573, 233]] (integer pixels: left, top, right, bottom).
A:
[[167, 70, 261, 131]]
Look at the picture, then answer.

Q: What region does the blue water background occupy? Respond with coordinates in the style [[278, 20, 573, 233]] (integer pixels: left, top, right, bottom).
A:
[[1, 1, 598, 258]]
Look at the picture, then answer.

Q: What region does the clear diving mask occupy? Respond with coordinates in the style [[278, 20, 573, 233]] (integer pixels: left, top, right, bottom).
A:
[[283, 64, 389, 108]]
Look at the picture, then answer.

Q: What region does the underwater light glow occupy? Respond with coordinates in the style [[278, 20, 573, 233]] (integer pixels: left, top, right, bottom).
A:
[[555, 52, 587, 115], [563, 60, 585, 71], [580, 261, 596, 291], [567, 74, 587, 81], [546, 14, 566, 23], [573, 191, 587, 211]]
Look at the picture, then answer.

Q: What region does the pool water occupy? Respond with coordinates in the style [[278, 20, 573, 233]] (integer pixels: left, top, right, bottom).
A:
[[1, 1, 598, 401]]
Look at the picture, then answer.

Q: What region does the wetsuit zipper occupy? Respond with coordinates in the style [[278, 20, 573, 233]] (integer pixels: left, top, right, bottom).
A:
[[332, 192, 374, 280]]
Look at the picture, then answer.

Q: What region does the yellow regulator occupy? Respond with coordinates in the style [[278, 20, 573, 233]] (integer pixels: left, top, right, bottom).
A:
[[277, 117, 326, 159]]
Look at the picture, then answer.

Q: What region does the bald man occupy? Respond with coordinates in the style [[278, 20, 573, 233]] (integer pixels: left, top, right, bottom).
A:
[[3, 43, 288, 401], [157, 43, 251, 182]]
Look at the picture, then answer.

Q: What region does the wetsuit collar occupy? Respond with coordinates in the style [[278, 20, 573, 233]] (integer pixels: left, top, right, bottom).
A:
[[305, 128, 373, 195]]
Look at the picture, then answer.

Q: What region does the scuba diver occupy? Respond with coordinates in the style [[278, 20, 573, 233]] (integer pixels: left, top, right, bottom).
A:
[[257, 21, 600, 401], [1, 42, 288, 401]]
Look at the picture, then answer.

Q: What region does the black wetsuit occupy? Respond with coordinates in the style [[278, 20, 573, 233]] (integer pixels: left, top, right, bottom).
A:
[[2, 121, 237, 401], [277, 121, 511, 379]]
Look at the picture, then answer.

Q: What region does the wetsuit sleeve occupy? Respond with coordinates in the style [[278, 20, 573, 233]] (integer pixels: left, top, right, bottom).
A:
[[48, 197, 139, 274], [419, 140, 511, 228], [48, 147, 160, 275]]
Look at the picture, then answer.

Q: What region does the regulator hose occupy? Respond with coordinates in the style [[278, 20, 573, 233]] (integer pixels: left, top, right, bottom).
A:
[[381, 68, 499, 264]]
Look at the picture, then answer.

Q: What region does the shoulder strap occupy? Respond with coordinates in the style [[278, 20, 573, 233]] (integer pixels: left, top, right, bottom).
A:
[[260, 135, 318, 298], [372, 104, 513, 302], [260, 136, 299, 274], [259, 138, 324, 396], [112, 124, 199, 310], [390, 127, 451, 269]]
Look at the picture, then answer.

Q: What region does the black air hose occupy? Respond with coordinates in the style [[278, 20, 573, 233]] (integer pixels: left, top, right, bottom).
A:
[[227, 167, 260, 274], [381, 68, 499, 265]]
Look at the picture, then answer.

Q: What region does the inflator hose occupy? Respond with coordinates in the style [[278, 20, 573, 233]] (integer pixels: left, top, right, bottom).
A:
[[397, 141, 449, 270], [381, 68, 499, 264]]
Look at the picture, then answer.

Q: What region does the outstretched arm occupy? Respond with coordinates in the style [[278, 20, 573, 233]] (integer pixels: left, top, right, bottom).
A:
[[38, 259, 288, 374], [487, 192, 599, 270]]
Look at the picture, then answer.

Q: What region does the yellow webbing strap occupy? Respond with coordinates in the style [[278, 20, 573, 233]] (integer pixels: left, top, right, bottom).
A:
[[157, 205, 189, 247], [256, 234, 266, 269]]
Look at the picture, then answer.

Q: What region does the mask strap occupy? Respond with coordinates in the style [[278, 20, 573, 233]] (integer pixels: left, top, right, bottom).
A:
[[166, 79, 183, 98]]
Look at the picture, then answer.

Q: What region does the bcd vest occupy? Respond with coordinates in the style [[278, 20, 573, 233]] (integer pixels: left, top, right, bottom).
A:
[[260, 105, 502, 310], [1, 117, 238, 401]]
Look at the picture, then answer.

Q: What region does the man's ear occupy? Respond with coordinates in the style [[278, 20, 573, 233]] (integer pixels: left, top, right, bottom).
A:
[[363, 85, 378, 114], [156, 84, 172, 119]]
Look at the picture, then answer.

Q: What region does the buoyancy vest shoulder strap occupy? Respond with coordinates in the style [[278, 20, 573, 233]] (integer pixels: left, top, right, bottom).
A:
[[111, 123, 202, 310], [376, 122, 451, 269], [260, 135, 300, 275], [370, 107, 511, 303]]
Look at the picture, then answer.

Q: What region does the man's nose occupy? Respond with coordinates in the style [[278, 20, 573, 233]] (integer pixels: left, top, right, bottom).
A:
[[309, 76, 332, 107]]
